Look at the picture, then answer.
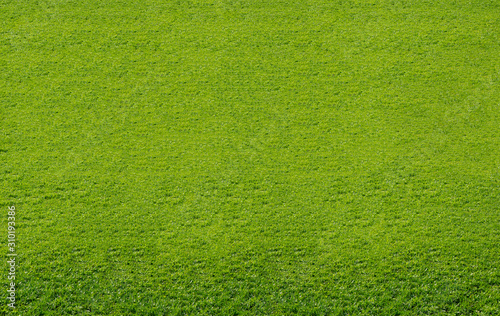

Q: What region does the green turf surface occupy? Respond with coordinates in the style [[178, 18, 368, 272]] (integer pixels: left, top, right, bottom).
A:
[[1, 0, 500, 314]]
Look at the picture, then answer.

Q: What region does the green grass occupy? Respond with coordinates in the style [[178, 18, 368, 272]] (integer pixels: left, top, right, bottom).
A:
[[1, 0, 500, 314]]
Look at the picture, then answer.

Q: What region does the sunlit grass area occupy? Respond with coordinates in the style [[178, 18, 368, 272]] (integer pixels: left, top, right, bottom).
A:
[[1, 0, 499, 314]]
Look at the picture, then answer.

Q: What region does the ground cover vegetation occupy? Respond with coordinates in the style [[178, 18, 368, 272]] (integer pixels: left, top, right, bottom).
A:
[[1, 0, 499, 314]]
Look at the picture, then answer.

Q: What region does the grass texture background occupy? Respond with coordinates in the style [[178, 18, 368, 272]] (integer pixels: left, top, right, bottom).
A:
[[1, 0, 500, 314]]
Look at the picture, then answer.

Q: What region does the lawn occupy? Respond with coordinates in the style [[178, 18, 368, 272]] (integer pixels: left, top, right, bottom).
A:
[[1, 0, 499, 314]]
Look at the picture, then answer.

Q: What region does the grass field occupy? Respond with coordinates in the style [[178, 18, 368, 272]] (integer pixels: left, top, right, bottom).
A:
[[1, 0, 500, 314]]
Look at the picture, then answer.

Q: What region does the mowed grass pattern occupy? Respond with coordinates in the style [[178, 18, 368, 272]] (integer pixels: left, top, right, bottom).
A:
[[1, 0, 500, 314]]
